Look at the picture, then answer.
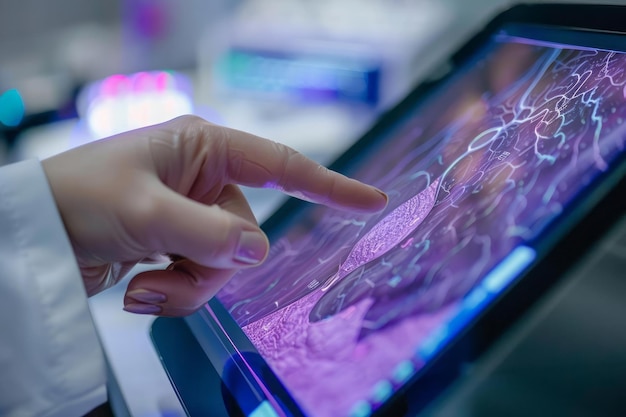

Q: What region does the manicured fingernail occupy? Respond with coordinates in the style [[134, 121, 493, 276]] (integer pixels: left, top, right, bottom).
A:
[[126, 289, 167, 304], [234, 231, 268, 265], [123, 303, 162, 315]]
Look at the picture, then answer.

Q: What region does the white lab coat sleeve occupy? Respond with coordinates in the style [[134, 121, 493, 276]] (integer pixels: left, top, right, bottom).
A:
[[0, 159, 107, 417]]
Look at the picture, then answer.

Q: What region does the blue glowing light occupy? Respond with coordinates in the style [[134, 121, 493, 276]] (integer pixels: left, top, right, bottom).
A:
[[482, 246, 536, 294], [371, 380, 394, 403], [417, 325, 449, 360], [348, 400, 373, 417], [417, 246, 536, 361], [248, 400, 279, 417], [391, 360, 415, 384], [0, 89, 25, 127], [217, 50, 380, 104]]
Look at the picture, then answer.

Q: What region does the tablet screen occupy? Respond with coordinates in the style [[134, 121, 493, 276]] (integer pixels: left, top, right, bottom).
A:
[[215, 25, 626, 417]]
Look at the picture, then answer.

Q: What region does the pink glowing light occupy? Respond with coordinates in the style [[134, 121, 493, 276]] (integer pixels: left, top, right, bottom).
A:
[[81, 71, 193, 139]]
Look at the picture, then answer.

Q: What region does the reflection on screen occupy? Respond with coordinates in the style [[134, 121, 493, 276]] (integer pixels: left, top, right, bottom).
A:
[[217, 33, 626, 417]]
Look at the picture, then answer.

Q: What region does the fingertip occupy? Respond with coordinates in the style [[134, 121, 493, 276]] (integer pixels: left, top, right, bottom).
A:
[[335, 181, 388, 213], [233, 230, 269, 266], [371, 187, 389, 211]]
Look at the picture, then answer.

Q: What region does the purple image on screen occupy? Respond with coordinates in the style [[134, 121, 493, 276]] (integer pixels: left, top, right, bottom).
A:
[[216, 38, 626, 417], [321, 177, 440, 292]]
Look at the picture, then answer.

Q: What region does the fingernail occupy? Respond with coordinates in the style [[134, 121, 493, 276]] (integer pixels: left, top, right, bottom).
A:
[[126, 289, 167, 303], [234, 231, 268, 265], [123, 303, 162, 315], [374, 187, 388, 203]]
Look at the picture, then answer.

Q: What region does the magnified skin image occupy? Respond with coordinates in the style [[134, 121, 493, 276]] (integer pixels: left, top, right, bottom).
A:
[[217, 39, 626, 417], [319, 177, 440, 293]]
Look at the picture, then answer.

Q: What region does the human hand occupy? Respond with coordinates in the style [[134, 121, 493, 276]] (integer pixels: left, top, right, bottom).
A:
[[42, 116, 387, 316]]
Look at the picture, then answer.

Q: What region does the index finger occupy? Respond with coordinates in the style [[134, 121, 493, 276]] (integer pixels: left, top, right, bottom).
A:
[[222, 127, 388, 213]]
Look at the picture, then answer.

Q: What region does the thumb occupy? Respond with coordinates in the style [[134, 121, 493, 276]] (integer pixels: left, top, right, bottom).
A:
[[122, 183, 269, 317], [124, 261, 236, 316], [142, 185, 270, 269]]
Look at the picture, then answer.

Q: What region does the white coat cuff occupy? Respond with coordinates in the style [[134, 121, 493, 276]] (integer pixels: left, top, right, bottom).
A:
[[0, 159, 107, 417]]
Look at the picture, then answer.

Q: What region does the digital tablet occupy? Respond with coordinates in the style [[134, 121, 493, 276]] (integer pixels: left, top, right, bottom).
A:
[[154, 4, 626, 417]]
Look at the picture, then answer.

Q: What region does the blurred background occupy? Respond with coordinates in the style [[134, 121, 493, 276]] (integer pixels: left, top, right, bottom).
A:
[[0, 0, 515, 168], [1, 1, 604, 416]]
